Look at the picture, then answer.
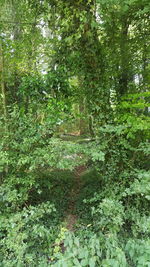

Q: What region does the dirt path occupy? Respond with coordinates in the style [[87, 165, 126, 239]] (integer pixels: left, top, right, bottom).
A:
[[49, 165, 87, 259], [65, 165, 86, 231]]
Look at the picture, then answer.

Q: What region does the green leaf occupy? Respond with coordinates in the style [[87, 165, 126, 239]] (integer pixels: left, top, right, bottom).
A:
[[89, 258, 96, 267]]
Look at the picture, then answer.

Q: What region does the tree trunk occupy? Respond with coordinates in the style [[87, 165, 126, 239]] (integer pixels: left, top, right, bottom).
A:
[[0, 40, 7, 128], [79, 98, 86, 136], [0, 39, 8, 177], [118, 17, 129, 97]]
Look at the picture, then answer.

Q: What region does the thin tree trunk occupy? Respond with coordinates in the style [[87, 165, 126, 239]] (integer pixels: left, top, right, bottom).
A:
[[118, 17, 129, 97], [89, 115, 95, 137], [79, 99, 86, 136], [142, 44, 149, 115], [0, 40, 7, 128], [0, 39, 8, 177]]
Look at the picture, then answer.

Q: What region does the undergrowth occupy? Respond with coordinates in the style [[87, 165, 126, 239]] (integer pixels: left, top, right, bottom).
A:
[[0, 107, 150, 266]]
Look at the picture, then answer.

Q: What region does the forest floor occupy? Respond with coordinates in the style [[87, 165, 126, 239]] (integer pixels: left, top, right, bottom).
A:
[[65, 165, 87, 232]]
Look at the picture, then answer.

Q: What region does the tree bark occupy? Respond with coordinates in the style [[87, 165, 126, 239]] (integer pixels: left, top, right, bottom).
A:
[[118, 17, 129, 97], [0, 40, 7, 128]]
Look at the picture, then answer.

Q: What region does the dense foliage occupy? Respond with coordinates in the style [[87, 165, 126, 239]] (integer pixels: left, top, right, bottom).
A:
[[0, 0, 150, 266]]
